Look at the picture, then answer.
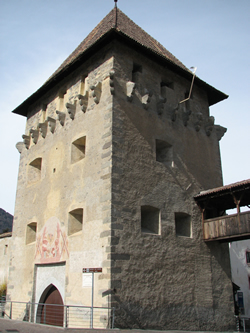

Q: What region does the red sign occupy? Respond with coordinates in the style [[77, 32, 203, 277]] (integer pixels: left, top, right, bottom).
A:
[[82, 268, 102, 273]]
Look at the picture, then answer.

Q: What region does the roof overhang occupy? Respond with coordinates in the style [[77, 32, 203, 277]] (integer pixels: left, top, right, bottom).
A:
[[194, 179, 250, 211], [12, 29, 228, 117]]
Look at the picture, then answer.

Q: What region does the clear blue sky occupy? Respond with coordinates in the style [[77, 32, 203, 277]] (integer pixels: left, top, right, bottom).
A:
[[0, 0, 249, 215]]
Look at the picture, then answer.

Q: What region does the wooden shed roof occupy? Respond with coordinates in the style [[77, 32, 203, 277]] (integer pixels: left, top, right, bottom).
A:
[[194, 179, 250, 210]]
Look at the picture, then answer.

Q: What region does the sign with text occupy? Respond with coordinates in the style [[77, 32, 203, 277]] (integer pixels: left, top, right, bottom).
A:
[[82, 267, 102, 273], [82, 273, 92, 287]]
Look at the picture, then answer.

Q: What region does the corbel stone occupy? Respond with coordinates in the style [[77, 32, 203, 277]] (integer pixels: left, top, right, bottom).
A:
[[109, 70, 115, 95], [157, 97, 166, 115], [47, 117, 56, 133], [38, 122, 47, 138], [194, 112, 203, 132], [182, 109, 192, 126], [205, 116, 215, 136], [16, 142, 25, 154], [171, 107, 178, 122], [126, 81, 136, 102], [90, 82, 102, 104], [30, 128, 39, 144], [66, 102, 76, 120], [77, 92, 88, 113], [56, 110, 66, 126], [142, 90, 152, 110], [214, 124, 227, 141], [22, 135, 30, 149]]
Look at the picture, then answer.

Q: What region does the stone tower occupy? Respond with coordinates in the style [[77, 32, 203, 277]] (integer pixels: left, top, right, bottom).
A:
[[9, 7, 234, 330]]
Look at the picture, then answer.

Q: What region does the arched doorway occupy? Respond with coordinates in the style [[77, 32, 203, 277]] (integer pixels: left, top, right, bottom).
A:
[[37, 284, 64, 327]]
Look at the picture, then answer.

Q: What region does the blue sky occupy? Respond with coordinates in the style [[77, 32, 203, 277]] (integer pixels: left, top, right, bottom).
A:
[[0, 0, 249, 215]]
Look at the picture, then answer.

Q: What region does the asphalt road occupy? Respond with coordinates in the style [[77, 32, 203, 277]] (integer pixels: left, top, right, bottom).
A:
[[0, 319, 241, 333]]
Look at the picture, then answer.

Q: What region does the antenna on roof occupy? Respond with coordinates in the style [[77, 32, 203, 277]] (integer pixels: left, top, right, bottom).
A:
[[114, 0, 118, 27]]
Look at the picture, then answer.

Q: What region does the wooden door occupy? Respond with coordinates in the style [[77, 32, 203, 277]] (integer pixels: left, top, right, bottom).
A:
[[41, 285, 64, 327]]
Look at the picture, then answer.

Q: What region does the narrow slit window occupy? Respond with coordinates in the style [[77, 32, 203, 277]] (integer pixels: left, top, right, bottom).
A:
[[68, 208, 83, 236], [156, 139, 173, 167], [246, 251, 250, 265], [28, 158, 42, 184], [141, 206, 160, 235], [175, 213, 192, 238], [71, 136, 86, 164], [26, 222, 37, 244]]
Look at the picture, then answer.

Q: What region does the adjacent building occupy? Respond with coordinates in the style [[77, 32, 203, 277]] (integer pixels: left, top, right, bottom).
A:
[[230, 240, 250, 317]]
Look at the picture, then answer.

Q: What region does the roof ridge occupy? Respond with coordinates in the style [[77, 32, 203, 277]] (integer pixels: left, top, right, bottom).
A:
[[12, 7, 228, 116], [115, 8, 188, 71], [47, 8, 117, 80], [48, 7, 188, 82]]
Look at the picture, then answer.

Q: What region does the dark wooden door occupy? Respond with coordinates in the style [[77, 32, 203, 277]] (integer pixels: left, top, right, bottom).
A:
[[41, 286, 64, 327]]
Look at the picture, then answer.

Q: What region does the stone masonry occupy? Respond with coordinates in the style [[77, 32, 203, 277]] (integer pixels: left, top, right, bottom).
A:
[[8, 7, 234, 331]]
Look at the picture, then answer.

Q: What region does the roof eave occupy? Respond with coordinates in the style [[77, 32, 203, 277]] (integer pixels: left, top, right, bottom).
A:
[[12, 29, 228, 117]]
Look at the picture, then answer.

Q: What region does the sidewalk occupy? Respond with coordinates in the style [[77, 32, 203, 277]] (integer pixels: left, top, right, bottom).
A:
[[0, 318, 240, 333]]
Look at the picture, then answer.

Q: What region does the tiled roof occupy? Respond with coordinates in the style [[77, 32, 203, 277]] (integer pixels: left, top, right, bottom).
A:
[[0, 231, 12, 239], [12, 7, 228, 116], [194, 179, 250, 210], [49, 7, 188, 80], [194, 179, 250, 198]]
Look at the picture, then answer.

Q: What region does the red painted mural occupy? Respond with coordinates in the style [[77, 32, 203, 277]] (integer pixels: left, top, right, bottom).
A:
[[35, 217, 69, 263]]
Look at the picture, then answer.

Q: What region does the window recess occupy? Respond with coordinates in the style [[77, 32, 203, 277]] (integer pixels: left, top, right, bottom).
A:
[[68, 208, 83, 236], [175, 212, 192, 238], [141, 205, 160, 235]]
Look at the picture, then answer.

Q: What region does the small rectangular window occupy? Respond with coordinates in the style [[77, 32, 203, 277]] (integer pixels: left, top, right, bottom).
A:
[[68, 208, 83, 236], [28, 158, 42, 184], [26, 222, 37, 244], [141, 206, 160, 235], [156, 139, 173, 167], [175, 213, 192, 238], [71, 136, 86, 164]]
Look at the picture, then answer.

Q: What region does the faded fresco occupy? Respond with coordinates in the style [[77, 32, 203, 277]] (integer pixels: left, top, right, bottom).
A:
[[35, 216, 69, 264]]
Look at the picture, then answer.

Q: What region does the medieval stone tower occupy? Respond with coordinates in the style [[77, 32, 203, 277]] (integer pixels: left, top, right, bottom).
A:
[[8, 6, 234, 330]]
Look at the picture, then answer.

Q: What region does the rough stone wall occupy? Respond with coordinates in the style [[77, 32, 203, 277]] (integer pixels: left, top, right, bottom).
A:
[[109, 42, 234, 330], [8, 46, 115, 317], [8, 37, 234, 330]]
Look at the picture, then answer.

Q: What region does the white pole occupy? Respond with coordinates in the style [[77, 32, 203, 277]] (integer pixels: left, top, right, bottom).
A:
[[91, 272, 94, 328]]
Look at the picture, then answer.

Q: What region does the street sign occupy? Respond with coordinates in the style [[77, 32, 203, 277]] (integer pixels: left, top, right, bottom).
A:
[[82, 267, 102, 273], [82, 267, 102, 328]]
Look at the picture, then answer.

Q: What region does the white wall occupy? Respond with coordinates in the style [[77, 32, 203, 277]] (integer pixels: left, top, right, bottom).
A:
[[0, 234, 11, 285], [230, 240, 250, 317]]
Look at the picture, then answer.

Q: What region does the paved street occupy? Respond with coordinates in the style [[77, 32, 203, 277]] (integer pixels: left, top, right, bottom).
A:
[[0, 318, 241, 333]]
